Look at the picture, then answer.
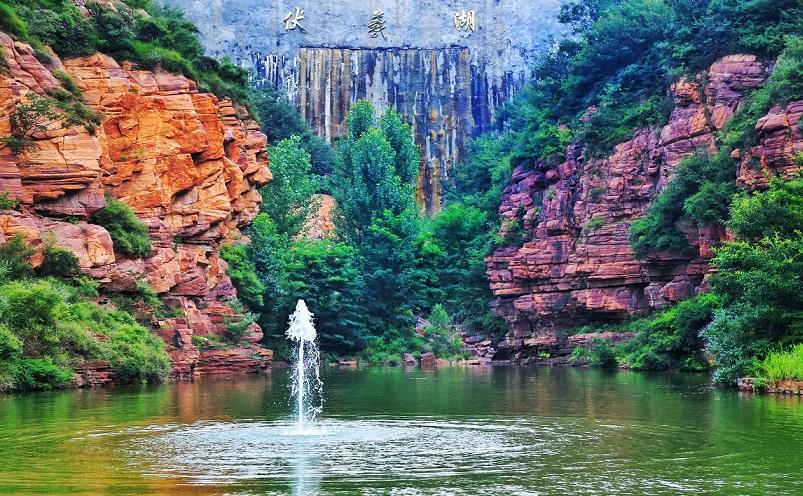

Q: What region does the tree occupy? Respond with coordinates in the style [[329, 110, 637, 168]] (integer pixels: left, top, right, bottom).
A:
[[703, 177, 803, 385], [260, 136, 320, 237], [0, 93, 58, 155], [334, 101, 418, 244]]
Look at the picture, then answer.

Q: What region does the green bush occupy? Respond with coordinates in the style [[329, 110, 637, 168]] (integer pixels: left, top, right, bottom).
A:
[[755, 344, 803, 382], [92, 199, 152, 258], [222, 299, 257, 344], [0, 234, 35, 280], [702, 176, 803, 385], [0, 277, 170, 390], [583, 217, 605, 233], [37, 243, 80, 278], [0, 192, 18, 210], [220, 243, 265, 309], [423, 304, 464, 359], [622, 294, 718, 372], [571, 338, 618, 368], [7, 357, 74, 390]]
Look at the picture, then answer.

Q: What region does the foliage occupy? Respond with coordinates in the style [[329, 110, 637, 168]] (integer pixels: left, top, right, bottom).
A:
[[583, 217, 605, 233], [222, 299, 257, 344], [259, 136, 320, 237], [248, 86, 335, 176], [702, 177, 803, 385], [37, 240, 81, 278], [0, 193, 18, 211], [621, 294, 718, 371], [220, 242, 265, 309], [570, 338, 618, 368], [0, 93, 58, 154], [0, 277, 170, 391], [0, 234, 35, 280], [261, 239, 368, 353], [423, 304, 464, 358], [755, 344, 803, 382], [92, 199, 152, 258], [427, 203, 506, 335]]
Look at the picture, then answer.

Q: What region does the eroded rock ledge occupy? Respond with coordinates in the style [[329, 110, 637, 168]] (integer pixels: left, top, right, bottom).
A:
[[486, 54, 803, 360], [0, 32, 273, 380]]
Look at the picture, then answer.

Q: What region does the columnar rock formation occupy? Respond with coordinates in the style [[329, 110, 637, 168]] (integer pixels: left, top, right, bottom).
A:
[[0, 33, 273, 377], [162, 0, 566, 212], [486, 55, 803, 359]]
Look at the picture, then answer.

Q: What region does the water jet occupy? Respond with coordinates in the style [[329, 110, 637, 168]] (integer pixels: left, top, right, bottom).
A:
[[286, 299, 323, 432]]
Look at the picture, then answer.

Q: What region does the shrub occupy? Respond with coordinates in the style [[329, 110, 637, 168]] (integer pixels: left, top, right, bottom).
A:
[[0, 234, 35, 280], [423, 304, 464, 359], [622, 294, 718, 371], [0, 93, 58, 154], [220, 243, 265, 309], [92, 199, 152, 258], [8, 357, 74, 391], [0, 3, 30, 42], [0, 192, 18, 210], [0, 324, 22, 361], [755, 344, 803, 382], [222, 299, 257, 344], [583, 217, 605, 233], [37, 242, 81, 278], [571, 338, 618, 368], [589, 186, 606, 201]]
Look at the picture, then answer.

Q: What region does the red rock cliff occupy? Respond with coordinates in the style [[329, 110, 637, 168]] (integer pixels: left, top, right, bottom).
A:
[[486, 55, 803, 359], [0, 33, 272, 377]]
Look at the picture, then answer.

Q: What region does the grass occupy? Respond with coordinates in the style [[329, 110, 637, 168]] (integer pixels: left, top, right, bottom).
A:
[[755, 344, 803, 382]]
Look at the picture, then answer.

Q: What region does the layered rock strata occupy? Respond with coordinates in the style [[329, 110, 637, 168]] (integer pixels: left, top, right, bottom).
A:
[[0, 33, 273, 378], [487, 55, 803, 359]]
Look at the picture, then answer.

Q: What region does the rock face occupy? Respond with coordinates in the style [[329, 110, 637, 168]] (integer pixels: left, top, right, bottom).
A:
[[162, 0, 567, 213], [0, 33, 272, 378], [486, 55, 803, 359]]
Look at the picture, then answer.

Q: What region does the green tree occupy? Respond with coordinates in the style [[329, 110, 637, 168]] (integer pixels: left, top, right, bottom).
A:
[[260, 136, 320, 237]]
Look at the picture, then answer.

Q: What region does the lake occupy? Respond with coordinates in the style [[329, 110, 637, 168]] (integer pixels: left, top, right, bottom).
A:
[[1, 366, 801, 495]]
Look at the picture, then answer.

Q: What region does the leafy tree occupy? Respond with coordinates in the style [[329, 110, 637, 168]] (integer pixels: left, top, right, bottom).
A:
[[702, 177, 803, 385], [220, 243, 265, 309], [248, 86, 335, 176], [260, 136, 320, 237], [275, 240, 368, 352], [334, 102, 417, 243], [0, 93, 58, 154]]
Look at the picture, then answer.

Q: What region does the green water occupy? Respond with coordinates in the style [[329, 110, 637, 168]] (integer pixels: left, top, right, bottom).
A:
[[1, 366, 801, 495]]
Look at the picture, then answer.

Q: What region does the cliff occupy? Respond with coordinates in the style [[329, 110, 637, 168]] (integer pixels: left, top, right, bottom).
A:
[[162, 0, 567, 213], [0, 33, 273, 378], [486, 55, 803, 359]]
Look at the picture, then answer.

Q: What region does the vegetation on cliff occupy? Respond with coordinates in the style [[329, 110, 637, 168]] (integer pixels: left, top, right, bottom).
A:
[[464, 0, 803, 384], [0, 0, 249, 102], [0, 236, 170, 391]]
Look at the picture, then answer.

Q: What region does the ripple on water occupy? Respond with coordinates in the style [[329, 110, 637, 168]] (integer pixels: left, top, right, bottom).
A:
[[124, 417, 568, 485]]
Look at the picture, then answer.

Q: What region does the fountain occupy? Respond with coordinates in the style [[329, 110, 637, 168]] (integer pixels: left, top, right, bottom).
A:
[[286, 299, 323, 432]]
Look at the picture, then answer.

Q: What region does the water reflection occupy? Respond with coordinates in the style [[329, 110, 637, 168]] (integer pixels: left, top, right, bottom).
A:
[[290, 434, 322, 496], [1, 367, 803, 495]]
